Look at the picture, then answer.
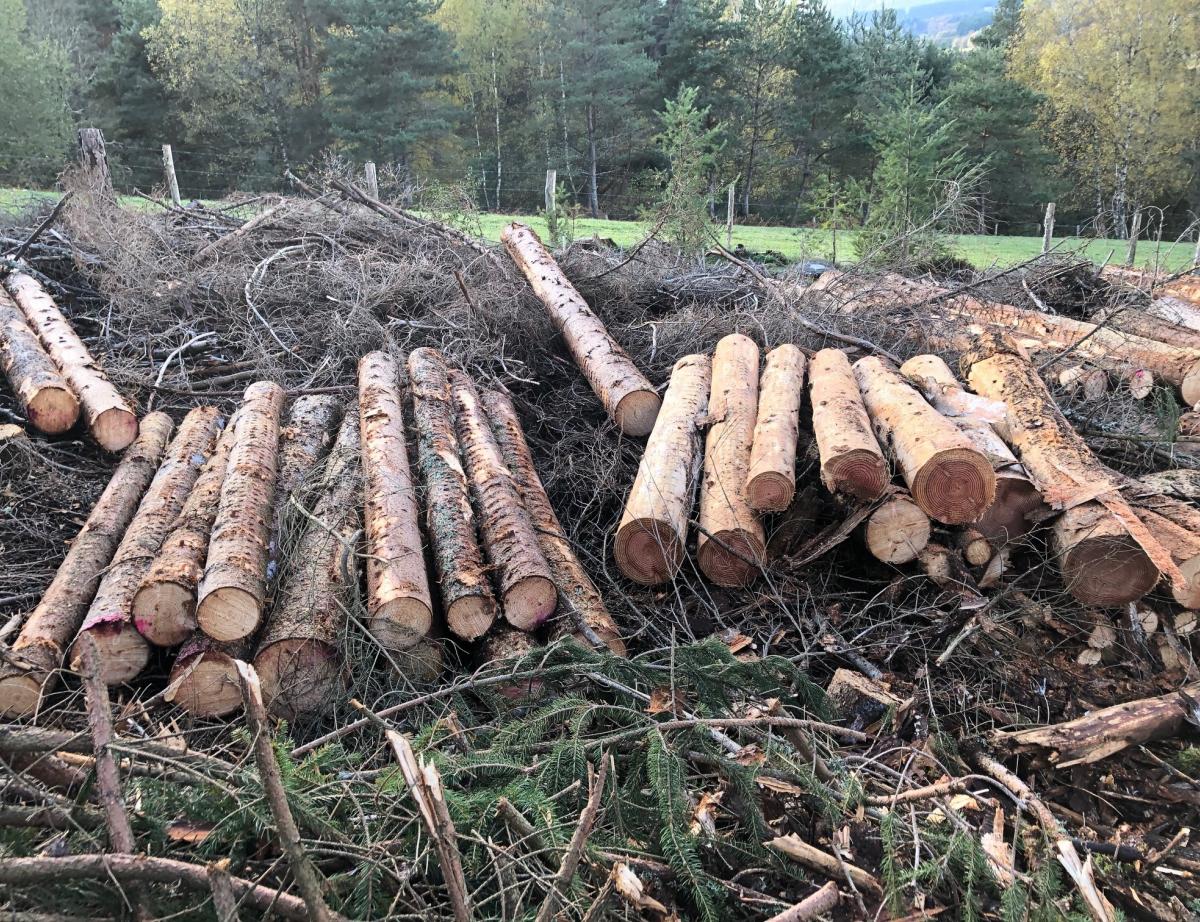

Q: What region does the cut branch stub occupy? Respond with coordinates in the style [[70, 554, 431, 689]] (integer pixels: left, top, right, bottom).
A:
[[359, 351, 433, 649], [746, 344, 807, 513], [854, 356, 995, 525], [501, 222, 660, 435], [615, 353, 711, 585], [0, 287, 79, 434], [809, 348, 888, 501], [197, 381, 285, 641], [697, 334, 765, 586]]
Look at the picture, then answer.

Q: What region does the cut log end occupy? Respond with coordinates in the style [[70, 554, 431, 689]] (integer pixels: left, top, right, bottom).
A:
[[1061, 535, 1159, 606], [1173, 555, 1200, 609], [70, 626, 150, 686], [26, 386, 80, 435], [824, 449, 889, 501], [368, 598, 433, 651], [865, 496, 931, 565], [168, 653, 242, 718], [446, 595, 497, 642], [256, 639, 341, 721], [387, 638, 444, 685], [614, 518, 685, 585], [975, 477, 1046, 547], [614, 389, 663, 437], [912, 448, 996, 525], [93, 407, 140, 453], [0, 674, 43, 719], [131, 581, 196, 648], [697, 530, 765, 587], [1182, 363, 1200, 406], [502, 575, 558, 630], [196, 586, 260, 643], [746, 471, 794, 514]]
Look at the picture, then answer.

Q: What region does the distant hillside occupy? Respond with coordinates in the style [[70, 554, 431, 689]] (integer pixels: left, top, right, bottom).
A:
[[828, 0, 996, 44]]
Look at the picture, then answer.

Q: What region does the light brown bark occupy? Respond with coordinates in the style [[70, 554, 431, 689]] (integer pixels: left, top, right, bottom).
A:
[[451, 369, 556, 629], [0, 288, 78, 434], [501, 222, 660, 435], [854, 356, 995, 525], [899, 353, 1007, 424], [864, 491, 930, 565], [997, 682, 1200, 767], [697, 334, 765, 586], [73, 406, 220, 685], [197, 381, 285, 641], [133, 415, 237, 647], [359, 351, 432, 649], [0, 413, 172, 717], [809, 348, 888, 501], [746, 344, 806, 513], [483, 388, 625, 655], [255, 410, 360, 720], [407, 347, 496, 641], [4, 271, 137, 451], [1089, 305, 1200, 351], [615, 353, 710, 585]]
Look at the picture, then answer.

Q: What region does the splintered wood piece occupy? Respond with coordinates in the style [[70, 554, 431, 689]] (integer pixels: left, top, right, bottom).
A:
[[698, 334, 765, 586], [4, 271, 137, 450], [0, 413, 172, 717], [502, 222, 660, 435], [809, 348, 888, 501], [746, 344, 806, 512], [197, 381, 285, 641], [615, 353, 710, 585]]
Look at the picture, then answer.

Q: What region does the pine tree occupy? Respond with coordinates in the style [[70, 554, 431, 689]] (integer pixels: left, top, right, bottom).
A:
[[647, 85, 723, 254]]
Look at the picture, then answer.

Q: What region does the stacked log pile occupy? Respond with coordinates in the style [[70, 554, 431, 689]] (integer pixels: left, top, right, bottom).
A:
[[0, 354, 624, 720]]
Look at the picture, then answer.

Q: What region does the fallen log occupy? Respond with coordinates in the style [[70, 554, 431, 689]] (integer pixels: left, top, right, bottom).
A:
[[165, 634, 247, 719], [1089, 304, 1200, 351], [1052, 502, 1160, 606], [0, 412, 173, 717], [255, 409, 360, 720], [615, 353, 711, 585], [854, 356, 995, 525], [697, 334, 765, 586], [899, 353, 1046, 545], [864, 491, 930, 565], [501, 222, 660, 436], [996, 682, 1200, 767], [133, 417, 237, 646], [72, 406, 221, 684], [1101, 265, 1200, 311], [809, 348, 888, 501], [407, 348, 496, 641], [359, 352, 432, 649], [197, 381, 285, 642], [746, 344, 806, 513], [1134, 508, 1200, 609], [0, 287, 78, 434], [451, 369, 556, 630], [483, 388, 625, 654], [4, 271, 137, 451]]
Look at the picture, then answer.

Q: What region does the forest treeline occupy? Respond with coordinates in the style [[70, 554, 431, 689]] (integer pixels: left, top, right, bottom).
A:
[[1, 0, 1198, 238]]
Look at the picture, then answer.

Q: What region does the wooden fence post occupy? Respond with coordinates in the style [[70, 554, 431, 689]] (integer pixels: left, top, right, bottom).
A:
[[544, 169, 557, 215], [1194, 225, 1200, 270], [1041, 202, 1055, 253], [726, 181, 736, 248], [1125, 208, 1142, 268], [77, 128, 113, 199], [161, 144, 181, 207], [364, 161, 379, 199]]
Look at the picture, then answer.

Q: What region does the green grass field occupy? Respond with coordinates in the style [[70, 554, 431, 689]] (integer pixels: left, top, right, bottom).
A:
[[4, 186, 1194, 272]]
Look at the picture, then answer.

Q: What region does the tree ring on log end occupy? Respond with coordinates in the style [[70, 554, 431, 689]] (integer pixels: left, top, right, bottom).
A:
[[1062, 535, 1158, 606], [614, 517, 684, 585], [0, 674, 43, 719], [446, 594, 497, 642], [132, 581, 196, 648], [1172, 555, 1200, 609], [747, 471, 794, 514], [1181, 362, 1200, 407], [368, 598, 433, 651], [93, 407, 140, 453], [72, 625, 150, 686], [197, 586, 260, 642], [865, 498, 931, 564], [614, 390, 662, 437], [502, 575, 557, 630], [169, 653, 242, 718], [27, 386, 79, 435], [698, 530, 765, 587], [825, 449, 888, 501], [257, 639, 341, 721], [913, 448, 996, 525]]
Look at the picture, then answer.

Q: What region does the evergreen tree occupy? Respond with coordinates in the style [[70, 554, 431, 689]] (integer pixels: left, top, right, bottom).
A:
[[647, 85, 723, 254], [323, 0, 461, 173]]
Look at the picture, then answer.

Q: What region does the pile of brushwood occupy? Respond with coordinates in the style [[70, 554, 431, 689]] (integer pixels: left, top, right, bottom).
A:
[[0, 163, 1199, 922]]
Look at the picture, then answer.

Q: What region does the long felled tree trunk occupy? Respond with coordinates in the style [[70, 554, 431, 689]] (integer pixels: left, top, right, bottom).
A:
[[0, 413, 173, 717], [4, 272, 137, 451], [501, 222, 660, 436], [854, 356, 995, 525], [809, 348, 888, 501], [615, 354, 711, 585], [482, 388, 625, 654], [359, 352, 433, 649], [0, 288, 79, 435], [407, 348, 496, 641], [196, 381, 285, 641], [697, 334, 765, 587], [746, 344, 806, 513], [255, 408, 360, 720], [73, 406, 221, 685]]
